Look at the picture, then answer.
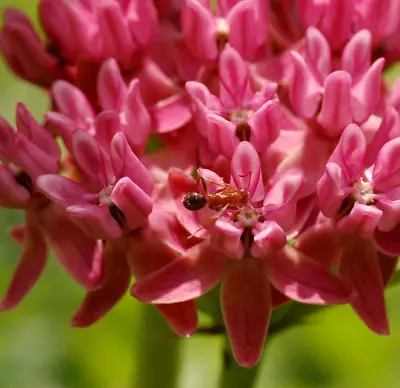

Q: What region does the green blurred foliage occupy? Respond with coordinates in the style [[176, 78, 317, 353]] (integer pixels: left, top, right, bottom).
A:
[[1, 1, 400, 387]]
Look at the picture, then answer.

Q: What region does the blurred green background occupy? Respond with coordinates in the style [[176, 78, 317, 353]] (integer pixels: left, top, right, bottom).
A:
[[2, 1, 400, 387]]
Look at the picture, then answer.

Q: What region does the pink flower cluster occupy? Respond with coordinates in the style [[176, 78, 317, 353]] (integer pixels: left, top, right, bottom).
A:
[[1, 0, 400, 367]]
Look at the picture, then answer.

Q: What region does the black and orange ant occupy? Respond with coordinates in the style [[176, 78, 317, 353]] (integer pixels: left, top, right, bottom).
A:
[[182, 170, 251, 214]]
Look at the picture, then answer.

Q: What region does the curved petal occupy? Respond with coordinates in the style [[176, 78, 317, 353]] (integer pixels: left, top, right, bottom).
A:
[[339, 236, 389, 335], [230, 141, 264, 202], [36, 174, 92, 207], [221, 259, 271, 368], [318, 71, 352, 137], [263, 173, 303, 231], [341, 29, 372, 79], [219, 46, 252, 109], [52, 80, 95, 127], [131, 242, 224, 304], [305, 27, 332, 80], [110, 177, 153, 231], [289, 51, 321, 118], [110, 132, 154, 195], [156, 301, 198, 336], [328, 123, 366, 182], [72, 129, 111, 188], [294, 224, 342, 268], [0, 214, 47, 311], [374, 223, 400, 256], [70, 240, 131, 327], [268, 245, 353, 305], [97, 58, 128, 111], [40, 205, 102, 290]]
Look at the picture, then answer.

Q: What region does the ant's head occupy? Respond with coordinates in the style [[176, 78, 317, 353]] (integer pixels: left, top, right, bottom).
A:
[[182, 192, 207, 211]]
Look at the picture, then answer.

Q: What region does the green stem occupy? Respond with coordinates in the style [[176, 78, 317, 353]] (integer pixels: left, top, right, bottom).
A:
[[132, 305, 181, 388], [219, 339, 260, 388]]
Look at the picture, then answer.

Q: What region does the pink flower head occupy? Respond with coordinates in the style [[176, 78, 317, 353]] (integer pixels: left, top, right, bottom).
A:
[[181, 0, 268, 63], [132, 141, 352, 367], [186, 46, 281, 157], [48, 61, 152, 153], [0, 8, 64, 87], [318, 123, 400, 241], [37, 127, 154, 239], [0, 104, 59, 208], [290, 28, 384, 136], [0, 106, 102, 309]]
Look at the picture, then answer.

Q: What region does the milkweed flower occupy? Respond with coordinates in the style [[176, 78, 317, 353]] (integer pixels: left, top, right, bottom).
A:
[[132, 142, 353, 367], [2, 0, 400, 368]]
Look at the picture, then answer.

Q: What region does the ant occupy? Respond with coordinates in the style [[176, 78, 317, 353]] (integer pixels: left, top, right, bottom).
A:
[[182, 170, 251, 214]]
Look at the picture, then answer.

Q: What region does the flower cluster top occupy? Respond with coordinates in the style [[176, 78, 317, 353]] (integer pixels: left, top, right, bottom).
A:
[[1, 0, 400, 367]]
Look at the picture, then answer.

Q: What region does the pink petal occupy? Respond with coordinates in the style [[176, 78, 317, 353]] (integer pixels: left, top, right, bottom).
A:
[[0, 214, 47, 311], [289, 51, 321, 118], [186, 81, 220, 138], [181, 0, 218, 62], [377, 252, 398, 286], [294, 224, 342, 268], [351, 58, 385, 123], [36, 174, 92, 207], [0, 116, 16, 161], [66, 203, 123, 240], [0, 165, 31, 208], [40, 205, 102, 290], [339, 237, 389, 334], [219, 46, 253, 109], [230, 141, 264, 202], [337, 202, 382, 239], [212, 219, 244, 260], [305, 27, 332, 80], [221, 259, 271, 368], [329, 123, 366, 182], [206, 114, 238, 158], [317, 163, 352, 218], [16, 103, 60, 160], [126, 0, 158, 46], [268, 245, 353, 304], [110, 177, 153, 231], [227, 0, 263, 61], [52, 80, 95, 127], [318, 71, 352, 137], [251, 220, 287, 258], [94, 110, 122, 153], [14, 132, 59, 178], [156, 301, 198, 336], [97, 58, 128, 111], [263, 173, 303, 231], [341, 29, 372, 79], [373, 137, 400, 192], [72, 129, 111, 189], [249, 100, 281, 152], [364, 106, 400, 167], [110, 132, 154, 195], [124, 79, 152, 146], [71, 240, 131, 327], [44, 111, 76, 152], [96, 0, 136, 65], [374, 224, 400, 256], [131, 242, 224, 303], [151, 93, 192, 134]]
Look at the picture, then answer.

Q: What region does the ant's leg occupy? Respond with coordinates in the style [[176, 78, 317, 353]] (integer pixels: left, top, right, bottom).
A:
[[238, 170, 253, 192], [187, 205, 228, 239]]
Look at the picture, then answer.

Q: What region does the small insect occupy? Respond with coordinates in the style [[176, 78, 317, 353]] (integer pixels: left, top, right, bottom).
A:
[[182, 173, 250, 213]]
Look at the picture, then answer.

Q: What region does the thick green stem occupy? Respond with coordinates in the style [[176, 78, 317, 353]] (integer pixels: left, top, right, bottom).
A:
[[219, 340, 260, 388], [132, 305, 181, 388]]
